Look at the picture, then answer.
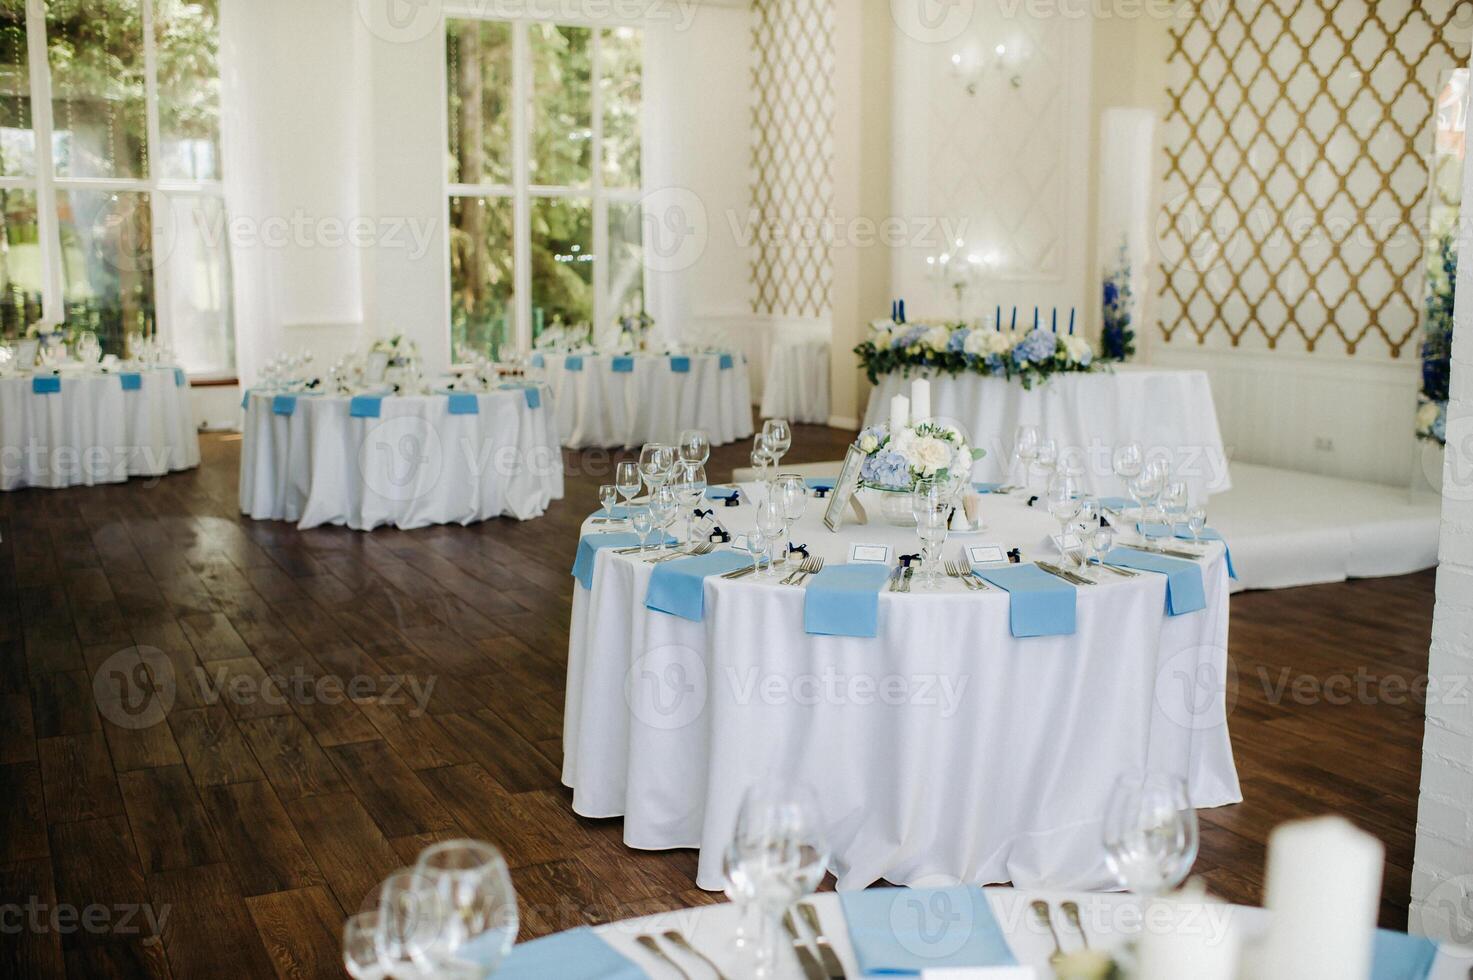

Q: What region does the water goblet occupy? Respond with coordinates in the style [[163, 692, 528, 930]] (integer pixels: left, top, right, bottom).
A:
[[1187, 504, 1208, 545], [412, 839, 517, 979], [755, 498, 786, 578], [598, 484, 619, 524], [615, 460, 641, 523], [1015, 424, 1040, 488], [343, 911, 386, 980], [1102, 770, 1199, 899], [631, 506, 655, 553], [775, 474, 807, 569], [679, 428, 711, 467], [374, 867, 445, 977], [651, 485, 680, 550], [1046, 473, 1082, 562], [762, 418, 791, 469]]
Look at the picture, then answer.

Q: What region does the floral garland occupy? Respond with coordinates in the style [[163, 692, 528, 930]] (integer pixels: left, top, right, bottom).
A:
[[1101, 241, 1136, 362], [1418, 232, 1455, 445], [855, 319, 1096, 390], [854, 419, 984, 493]]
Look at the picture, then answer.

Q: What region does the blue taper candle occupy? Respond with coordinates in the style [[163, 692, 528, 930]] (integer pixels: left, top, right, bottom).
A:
[[1010, 307, 1017, 331], [1069, 308, 1075, 335], [891, 300, 897, 322], [1052, 308, 1057, 333], [995, 305, 1001, 331], [1033, 307, 1039, 330]]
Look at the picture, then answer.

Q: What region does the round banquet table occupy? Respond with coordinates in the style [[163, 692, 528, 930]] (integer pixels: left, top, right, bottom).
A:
[[864, 366, 1231, 500], [535, 350, 754, 449], [550, 889, 1473, 978], [0, 367, 199, 491], [238, 386, 563, 530], [563, 484, 1241, 893]]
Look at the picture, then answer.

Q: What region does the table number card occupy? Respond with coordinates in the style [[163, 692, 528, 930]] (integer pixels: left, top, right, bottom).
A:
[[823, 445, 868, 532], [967, 544, 1008, 566], [849, 543, 891, 564], [1048, 531, 1083, 555]]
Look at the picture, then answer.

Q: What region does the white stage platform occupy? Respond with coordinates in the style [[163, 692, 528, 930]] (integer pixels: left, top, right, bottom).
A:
[[732, 460, 1440, 593]]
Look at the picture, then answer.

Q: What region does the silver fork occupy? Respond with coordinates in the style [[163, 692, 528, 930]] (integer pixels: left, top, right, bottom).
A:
[[661, 930, 730, 980], [783, 556, 823, 586], [634, 935, 691, 978], [945, 560, 980, 590], [794, 556, 824, 585], [645, 543, 715, 563]]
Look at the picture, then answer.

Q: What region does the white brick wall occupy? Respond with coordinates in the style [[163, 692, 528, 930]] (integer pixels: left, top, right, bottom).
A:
[[1412, 84, 1473, 941]]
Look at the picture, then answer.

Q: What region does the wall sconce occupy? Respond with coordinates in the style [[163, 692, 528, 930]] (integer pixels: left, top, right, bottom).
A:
[[950, 42, 1022, 95]]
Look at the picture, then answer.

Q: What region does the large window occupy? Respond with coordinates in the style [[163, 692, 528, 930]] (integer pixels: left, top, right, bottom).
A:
[[447, 18, 643, 360], [0, 0, 231, 377]]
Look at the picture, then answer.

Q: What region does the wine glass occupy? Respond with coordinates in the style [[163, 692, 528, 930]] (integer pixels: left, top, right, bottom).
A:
[[343, 911, 386, 980], [1186, 503, 1208, 545], [1102, 770, 1199, 899], [1046, 472, 1082, 563], [615, 460, 642, 525], [374, 868, 445, 977], [412, 840, 518, 979], [1141, 457, 1171, 524], [750, 437, 776, 493], [631, 505, 655, 553], [755, 498, 786, 578], [598, 484, 618, 523], [638, 443, 667, 494], [1014, 425, 1040, 488], [743, 527, 769, 577], [775, 475, 807, 569], [1073, 497, 1100, 569], [762, 419, 792, 470], [723, 780, 829, 977], [679, 428, 711, 467], [673, 462, 707, 545], [1087, 524, 1116, 581], [1162, 480, 1188, 529], [1128, 466, 1165, 532], [910, 481, 949, 590], [1034, 437, 1058, 488], [1113, 442, 1144, 508], [650, 485, 679, 551]]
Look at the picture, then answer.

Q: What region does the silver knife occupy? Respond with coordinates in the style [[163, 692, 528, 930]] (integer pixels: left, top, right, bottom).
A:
[[782, 909, 827, 980], [1036, 561, 1090, 586], [797, 903, 847, 979]]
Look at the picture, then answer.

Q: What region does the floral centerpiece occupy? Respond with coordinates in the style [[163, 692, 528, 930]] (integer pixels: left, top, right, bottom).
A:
[[1101, 241, 1137, 362], [371, 334, 420, 368], [1418, 232, 1455, 445], [856, 318, 1096, 390], [616, 310, 654, 352], [855, 420, 983, 493], [534, 320, 592, 352]]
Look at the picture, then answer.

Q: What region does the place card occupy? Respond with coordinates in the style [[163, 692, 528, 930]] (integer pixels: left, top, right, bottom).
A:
[[1048, 531, 1083, 554], [967, 544, 1008, 566], [849, 543, 891, 564]]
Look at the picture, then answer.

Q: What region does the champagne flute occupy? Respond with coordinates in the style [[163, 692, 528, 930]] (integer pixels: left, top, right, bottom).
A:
[[412, 840, 518, 979], [762, 419, 791, 470], [1102, 770, 1199, 899]]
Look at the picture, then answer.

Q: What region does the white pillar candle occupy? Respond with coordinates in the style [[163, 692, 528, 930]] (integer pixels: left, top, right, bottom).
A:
[[1257, 816, 1383, 980], [910, 378, 931, 423], [1136, 888, 1240, 980], [890, 394, 909, 433]]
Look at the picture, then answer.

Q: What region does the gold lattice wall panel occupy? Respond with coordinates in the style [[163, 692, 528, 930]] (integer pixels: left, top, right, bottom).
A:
[[1158, 0, 1471, 356], [749, 0, 836, 319]]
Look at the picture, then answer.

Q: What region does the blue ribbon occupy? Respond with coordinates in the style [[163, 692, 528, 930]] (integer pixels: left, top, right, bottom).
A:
[[174, 368, 187, 387], [719, 353, 734, 369], [611, 356, 635, 372], [565, 355, 584, 371]]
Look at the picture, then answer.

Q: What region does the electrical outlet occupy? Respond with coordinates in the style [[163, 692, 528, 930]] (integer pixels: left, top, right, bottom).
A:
[[1313, 436, 1334, 452]]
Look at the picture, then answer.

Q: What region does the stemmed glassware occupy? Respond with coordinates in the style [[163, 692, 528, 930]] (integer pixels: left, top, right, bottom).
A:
[[723, 780, 829, 977], [343, 910, 386, 979], [615, 460, 642, 526], [1046, 472, 1082, 564], [755, 497, 786, 578], [761, 418, 791, 470], [679, 428, 711, 468], [1128, 461, 1165, 529], [775, 475, 807, 570], [1186, 502, 1208, 545], [412, 840, 518, 978], [374, 867, 444, 977], [1113, 442, 1144, 511], [750, 437, 776, 494], [598, 484, 618, 522], [910, 481, 950, 589], [743, 526, 769, 577], [1161, 480, 1188, 530], [1102, 770, 1199, 899], [638, 443, 676, 495], [650, 485, 679, 551], [1014, 425, 1040, 489], [673, 462, 708, 545], [631, 506, 656, 553], [1034, 437, 1058, 488], [1086, 524, 1116, 581]]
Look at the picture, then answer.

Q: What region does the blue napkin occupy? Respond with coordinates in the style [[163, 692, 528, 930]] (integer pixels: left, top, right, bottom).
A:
[[1172, 524, 1237, 580], [646, 550, 749, 621], [119, 372, 142, 391], [31, 376, 60, 394], [1098, 496, 1134, 510], [1372, 928, 1438, 980], [174, 368, 187, 387], [572, 532, 673, 589], [611, 356, 635, 372], [705, 487, 740, 502], [565, 355, 584, 372], [240, 389, 251, 409], [804, 564, 892, 638], [973, 482, 1002, 493], [272, 395, 297, 417], [447, 393, 479, 415], [349, 395, 382, 418], [840, 887, 1017, 974], [531, 353, 545, 368], [973, 564, 1076, 638], [719, 353, 734, 369], [805, 477, 837, 492], [474, 927, 645, 980], [670, 355, 691, 373], [499, 383, 541, 409], [1105, 547, 1206, 615]]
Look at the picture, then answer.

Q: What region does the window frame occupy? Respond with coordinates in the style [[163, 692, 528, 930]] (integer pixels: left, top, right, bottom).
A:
[[2, 0, 231, 380], [443, 10, 645, 360]]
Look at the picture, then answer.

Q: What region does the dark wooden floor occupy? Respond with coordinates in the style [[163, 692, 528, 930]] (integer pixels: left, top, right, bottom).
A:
[[0, 423, 1434, 977]]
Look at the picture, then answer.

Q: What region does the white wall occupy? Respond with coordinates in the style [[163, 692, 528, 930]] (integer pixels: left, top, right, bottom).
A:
[[220, 0, 754, 393]]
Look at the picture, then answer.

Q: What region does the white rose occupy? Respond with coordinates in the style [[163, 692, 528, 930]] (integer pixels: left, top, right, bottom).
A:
[[872, 327, 892, 349], [870, 317, 897, 332], [1417, 402, 1440, 429], [1064, 336, 1093, 364], [913, 436, 953, 475], [859, 433, 879, 453], [922, 326, 951, 351], [891, 427, 917, 457]]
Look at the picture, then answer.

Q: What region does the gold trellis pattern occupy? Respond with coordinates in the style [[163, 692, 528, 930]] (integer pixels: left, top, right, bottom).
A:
[[1158, 0, 1471, 356], [749, 0, 836, 319]]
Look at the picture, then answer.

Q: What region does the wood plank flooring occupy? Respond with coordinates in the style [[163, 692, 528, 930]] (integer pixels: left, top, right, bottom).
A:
[[0, 425, 1435, 976]]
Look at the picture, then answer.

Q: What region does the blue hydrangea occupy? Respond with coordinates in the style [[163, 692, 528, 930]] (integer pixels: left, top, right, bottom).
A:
[[1434, 409, 1447, 442], [860, 449, 911, 488], [893, 326, 926, 349], [1012, 328, 1058, 366], [947, 328, 971, 354]]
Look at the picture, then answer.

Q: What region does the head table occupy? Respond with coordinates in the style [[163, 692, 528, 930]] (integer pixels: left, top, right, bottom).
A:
[[563, 484, 1241, 893], [534, 350, 754, 450], [0, 366, 199, 491], [498, 888, 1470, 979], [238, 384, 563, 530], [864, 367, 1231, 500]]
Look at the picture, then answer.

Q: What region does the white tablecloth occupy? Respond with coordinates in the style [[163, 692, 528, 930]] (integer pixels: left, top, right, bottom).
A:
[[760, 338, 830, 425], [563, 485, 1240, 892], [0, 367, 199, 491], [864, 366, 1231, 499], [584, 889, 1472, 978], [536, 351, 754, 449], [238, 387, 563, 530]]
